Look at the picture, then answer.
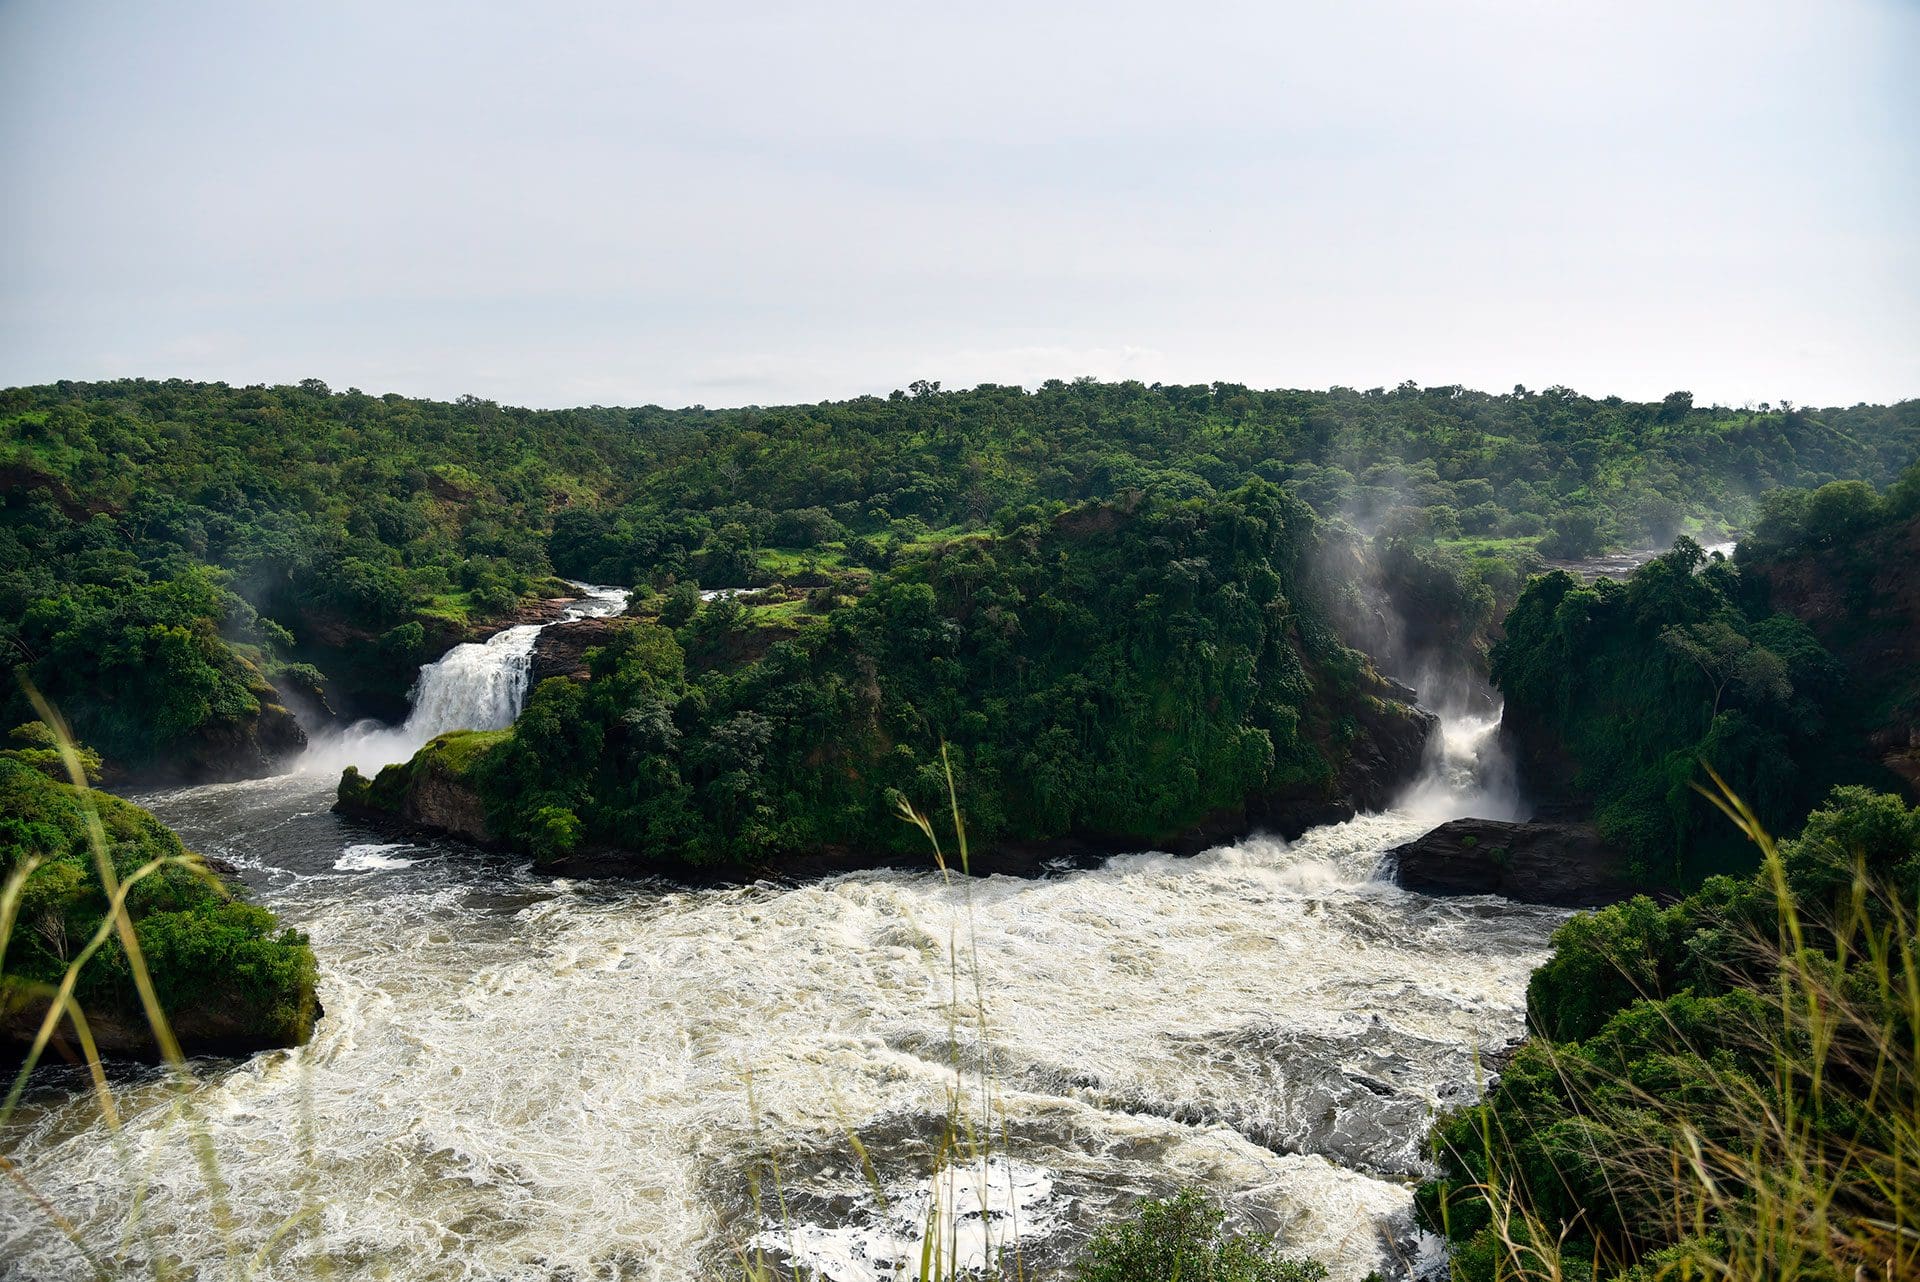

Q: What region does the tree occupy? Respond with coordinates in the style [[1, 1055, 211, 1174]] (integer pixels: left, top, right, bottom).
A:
[[1657, 389, 1695, 422], [1803, 480, 1882, 547], [1661, 619, 1751, 716]]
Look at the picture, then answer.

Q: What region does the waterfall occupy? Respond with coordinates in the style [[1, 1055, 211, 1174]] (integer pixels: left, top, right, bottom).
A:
[[301, 582, 628, 775], [1395, 701, 1524, 825]]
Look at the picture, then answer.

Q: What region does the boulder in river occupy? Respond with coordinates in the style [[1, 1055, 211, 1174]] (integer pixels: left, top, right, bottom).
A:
[[1386, 818, 1639, 908]]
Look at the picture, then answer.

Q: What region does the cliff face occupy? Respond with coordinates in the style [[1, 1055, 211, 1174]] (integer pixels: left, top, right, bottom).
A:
[[1496, 700, 1584, 818], [113, 665, 309, 787], [167, 693, 307, 784], [530, 616, 620, 683], [1258, 686, 1435, 834], [335, 729, 504, 847], [1747, 514, 1920, 797]]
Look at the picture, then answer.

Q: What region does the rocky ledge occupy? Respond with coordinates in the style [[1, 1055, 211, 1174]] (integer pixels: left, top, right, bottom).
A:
[[113, 686, 308, 787], [1385, 818, 1639, 908], [530, 615, 620, 683], [3, 999, 315, 1063]]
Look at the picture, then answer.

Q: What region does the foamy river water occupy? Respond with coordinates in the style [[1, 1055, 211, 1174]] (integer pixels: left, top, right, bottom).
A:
[[0, 595, 1565, 1281]]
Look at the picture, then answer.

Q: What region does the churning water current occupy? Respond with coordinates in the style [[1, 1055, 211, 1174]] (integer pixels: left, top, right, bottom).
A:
[[0, 595, 1564, 1282]]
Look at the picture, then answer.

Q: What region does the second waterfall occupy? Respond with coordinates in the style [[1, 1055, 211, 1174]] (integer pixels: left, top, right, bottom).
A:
[[301, 582, 629, 776]]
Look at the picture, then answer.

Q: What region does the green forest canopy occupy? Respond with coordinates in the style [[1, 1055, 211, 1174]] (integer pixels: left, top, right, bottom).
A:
[[4, 377, 1915, 770], [1492, 464, 1920, 883]]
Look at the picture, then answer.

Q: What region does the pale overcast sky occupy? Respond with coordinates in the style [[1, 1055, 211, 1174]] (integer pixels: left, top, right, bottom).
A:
[[2, 1, 1915, 409]]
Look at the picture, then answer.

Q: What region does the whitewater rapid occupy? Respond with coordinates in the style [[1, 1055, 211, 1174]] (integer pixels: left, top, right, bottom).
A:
[[0, 608, 1565, 1281]]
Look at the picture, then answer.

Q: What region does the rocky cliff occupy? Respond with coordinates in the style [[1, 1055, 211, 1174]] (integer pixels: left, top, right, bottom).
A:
[[530, 616, 619, 683], [1746, 513, 1920, 796], [335, 729, 503, 846]]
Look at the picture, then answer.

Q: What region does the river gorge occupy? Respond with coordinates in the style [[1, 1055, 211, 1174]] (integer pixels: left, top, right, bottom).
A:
[[0, 588, 1573, 1282]]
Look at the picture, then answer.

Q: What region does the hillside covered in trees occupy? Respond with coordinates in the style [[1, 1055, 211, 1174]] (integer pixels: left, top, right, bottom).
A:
[[0, 724, 317, 1058], [1493, 464, 1920, 883], [4, 378, 1916, 779], [3, 377, 1916, 1281], [1421, 782, 1920, 1281]]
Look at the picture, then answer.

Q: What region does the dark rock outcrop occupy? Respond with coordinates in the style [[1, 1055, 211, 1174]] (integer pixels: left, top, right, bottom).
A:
[[1747, 513, 1920, 800], [336, 743, 497, 847], [530, 616, 620, 683], [491, 595, 585, 631], [397, 763, 494, 842], [2, 998, 316, 1063], [1386, 818, 1638, 908], [115, 686, 308, 787], [1328, 693, 1437, 813], [183, 697, 307, 782]]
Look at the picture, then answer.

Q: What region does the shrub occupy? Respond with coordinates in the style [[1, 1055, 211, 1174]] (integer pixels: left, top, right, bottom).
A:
[[1421, 785, 1920, 1281], [1072, 1188, 1328, 1282]]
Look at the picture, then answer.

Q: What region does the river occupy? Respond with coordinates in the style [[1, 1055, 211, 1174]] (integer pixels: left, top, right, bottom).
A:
[[0, 591, 1567, 1282]]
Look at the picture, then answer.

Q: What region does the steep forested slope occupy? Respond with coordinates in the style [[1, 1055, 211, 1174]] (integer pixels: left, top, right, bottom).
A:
[[1420, 785, 1920, 1281], [1739, 471, 1920, 792], [1492, 464, 1920, 883], [0, 725, 318, 1057]]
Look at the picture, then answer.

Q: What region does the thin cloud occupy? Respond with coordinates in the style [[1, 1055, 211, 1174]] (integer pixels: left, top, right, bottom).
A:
[[0, 0, 1913, 408]]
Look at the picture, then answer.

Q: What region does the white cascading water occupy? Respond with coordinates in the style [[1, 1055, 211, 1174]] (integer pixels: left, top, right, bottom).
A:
[[0, 656, 1561, 1282], [300, 582, 629, 776], [1397, 702, 1523, 827]]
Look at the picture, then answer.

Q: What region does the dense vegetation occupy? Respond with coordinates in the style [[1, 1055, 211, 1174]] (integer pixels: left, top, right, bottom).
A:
[[6, 375, 1917, 1281], [1738, 467, 1920, 793], [1490, 470, 1919, 883], [6, 378, 1915, 776], [344, 484, 1425, 868], [1419, 785, 1920, 1280], [0, 724, 318, 1054], [1492, 542, 1841, 878], [1492, 463, 1920, 882]]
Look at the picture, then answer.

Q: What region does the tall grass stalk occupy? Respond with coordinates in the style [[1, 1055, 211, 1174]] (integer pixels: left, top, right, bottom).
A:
[[746, 744, 1024, 1281]]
